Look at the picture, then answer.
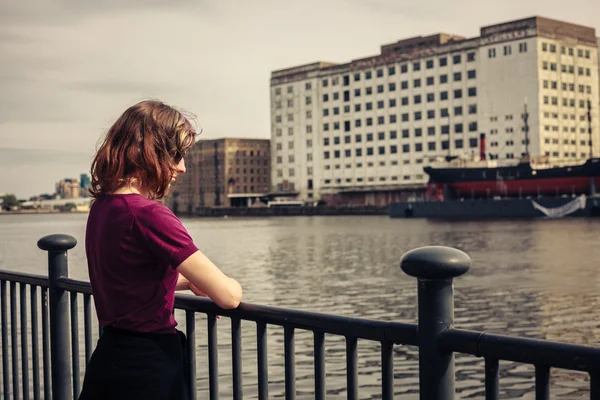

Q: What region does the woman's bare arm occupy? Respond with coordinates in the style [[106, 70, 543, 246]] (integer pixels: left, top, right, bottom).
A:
[[176, 250, 242, 309]]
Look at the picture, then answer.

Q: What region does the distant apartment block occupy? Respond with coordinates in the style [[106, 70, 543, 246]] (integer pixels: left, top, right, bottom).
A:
[[270, 16, 599, 205], [55, 178, 80, 199], [173, 138, 270, 213]]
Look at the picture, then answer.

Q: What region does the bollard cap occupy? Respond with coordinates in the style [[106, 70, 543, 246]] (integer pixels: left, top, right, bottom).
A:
[[400, 246, 471, 280], [37, 234, 77, 252]]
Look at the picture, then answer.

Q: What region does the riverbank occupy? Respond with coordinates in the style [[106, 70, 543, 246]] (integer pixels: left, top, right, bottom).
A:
[[179, 205, 389, 217], [0, 210, 89, 216]]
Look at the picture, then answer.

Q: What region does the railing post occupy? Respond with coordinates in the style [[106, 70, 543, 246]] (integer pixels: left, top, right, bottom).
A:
[[38, 234, 77, 400], [400, 246, 471, 400]]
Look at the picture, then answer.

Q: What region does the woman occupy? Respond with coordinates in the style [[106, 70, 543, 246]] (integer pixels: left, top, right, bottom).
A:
[[79, 100, 243, 399]]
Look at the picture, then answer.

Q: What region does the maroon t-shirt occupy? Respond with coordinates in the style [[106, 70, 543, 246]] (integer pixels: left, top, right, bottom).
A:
[[85, 193, 198, 333]]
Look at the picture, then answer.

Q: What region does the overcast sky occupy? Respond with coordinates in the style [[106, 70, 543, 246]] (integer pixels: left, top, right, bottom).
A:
[[1, 0, 599, 198]]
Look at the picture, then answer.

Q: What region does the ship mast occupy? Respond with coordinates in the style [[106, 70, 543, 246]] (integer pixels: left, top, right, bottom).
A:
[[522, 101, 530, 160], [588, 99, 593, 159]]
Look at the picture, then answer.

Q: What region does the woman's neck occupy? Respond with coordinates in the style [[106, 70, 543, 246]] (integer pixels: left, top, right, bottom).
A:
[[113, 180, 147, 197]]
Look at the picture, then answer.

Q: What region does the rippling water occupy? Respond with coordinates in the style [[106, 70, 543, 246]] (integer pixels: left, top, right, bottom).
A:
[[2, 213, 600, 398]]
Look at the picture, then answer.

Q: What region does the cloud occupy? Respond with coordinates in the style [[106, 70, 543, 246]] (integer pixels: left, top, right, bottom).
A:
[[0, 0, 599, 197]]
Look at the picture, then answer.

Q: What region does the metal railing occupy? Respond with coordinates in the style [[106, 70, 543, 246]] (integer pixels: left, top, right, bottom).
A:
[[0, 234, 599, 399]]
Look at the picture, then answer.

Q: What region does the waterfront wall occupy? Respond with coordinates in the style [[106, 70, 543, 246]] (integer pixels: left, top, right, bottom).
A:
[[183, 205, 389, 217], [390, 196, 600, 219]]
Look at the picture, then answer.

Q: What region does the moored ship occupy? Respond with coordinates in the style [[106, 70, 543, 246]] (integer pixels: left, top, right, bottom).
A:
[[424, 155, 600, 200]]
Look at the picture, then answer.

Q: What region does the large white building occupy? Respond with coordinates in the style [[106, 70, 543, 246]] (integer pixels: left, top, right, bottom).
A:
[[270, 17, 600, 205]]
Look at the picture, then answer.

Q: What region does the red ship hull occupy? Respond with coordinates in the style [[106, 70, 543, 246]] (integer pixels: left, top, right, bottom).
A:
[[428, 176, 600, 198]]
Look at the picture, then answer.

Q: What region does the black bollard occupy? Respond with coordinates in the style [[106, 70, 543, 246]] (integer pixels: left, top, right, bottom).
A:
[[38, 234, 77, 400], [401, 246, 471, 400]]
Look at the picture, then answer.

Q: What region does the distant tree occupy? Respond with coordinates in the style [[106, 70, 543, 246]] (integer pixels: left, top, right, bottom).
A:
[[2, 194, 20, 210]]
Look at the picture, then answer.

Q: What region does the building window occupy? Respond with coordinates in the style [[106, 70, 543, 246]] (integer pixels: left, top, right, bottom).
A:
[[519, 42, 527, 53], [401, 97, 409, 106], [467, 70, 476, 79], [401, 81, 408, 89], [426, 60, 434, 69], [414, 79, 421, 88], [323, 94, 329, 102], [413, 62, 421, 71], [415, 143, 423, 152], [454, 89, 462, 99], [378, 116, 385, 125], [441, 91, 448, 101], [454, 72, 462, 81], [366, 147, 373, 156], [365, 71, 372, 80], [388, 66, 395, 75], [414, 95, 422, 104], [366, 102, 373, 110], [402, 129, 409, 138], [389, 82, 396, 91], [427, 93, 435, 103], [468, 87, 477, 97], [504, 45, 511, 56], [455, 124, 463, 133], [453, 54, 461, 64], [415, 128, 422, 137], [488, 48, 496, 58], [275, 87, 281, 95], [428, 142, 436, 151], [454, 106, 462, 116], [401, 64, 408, 73], [355, 148, 362, 157], [439, 57, 447, 67], [366, 133, 373, 141], [377, 100, 384, 109], [366, 87, 373, 95], [468, 122, 478, 132], [542, 43, 548, 52], [455, 139, 464, 149], [467, 52, 476, 62], [426, 76, 434, 86], [389, 99, 397, 107], [376, 69, 384, 78], [469, 104, 477, 114], [377, 85, 384, 93], [414, 111, 422, 121], [427, 110, 435, 119]]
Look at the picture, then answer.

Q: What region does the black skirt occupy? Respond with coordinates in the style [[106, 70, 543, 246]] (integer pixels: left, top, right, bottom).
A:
[[78, 327, 190, 400]]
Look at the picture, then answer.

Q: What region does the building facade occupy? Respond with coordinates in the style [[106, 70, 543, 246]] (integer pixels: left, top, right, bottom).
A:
[[270, 16, 599, 205], [172, 138, 270, 213], [55, 178, 80, 199]]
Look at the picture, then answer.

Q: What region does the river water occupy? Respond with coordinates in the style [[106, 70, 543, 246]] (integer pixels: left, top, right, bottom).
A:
[[1, 213, 600, 399]]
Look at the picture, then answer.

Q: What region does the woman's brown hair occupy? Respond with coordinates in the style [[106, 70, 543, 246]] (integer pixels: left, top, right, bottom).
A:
[[90, 100, 197, 200]]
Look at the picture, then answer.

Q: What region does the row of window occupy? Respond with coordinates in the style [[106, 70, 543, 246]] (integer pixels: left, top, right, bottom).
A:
[[488, 42, 528, 58], [322, 53, 477, 87], [323, 97, 478, 118], [543, 96, 593, 108], [544, 125, 591, 134], [542, 112, 589, 121], [323, 113, 478, 131], [542, 62, 592, 76], [544, 138, 590, 146], [543, 81, 593, 94], [321, 139, 479, 158], [541, 43, 592, 59], [322, 76, 476, 102]]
